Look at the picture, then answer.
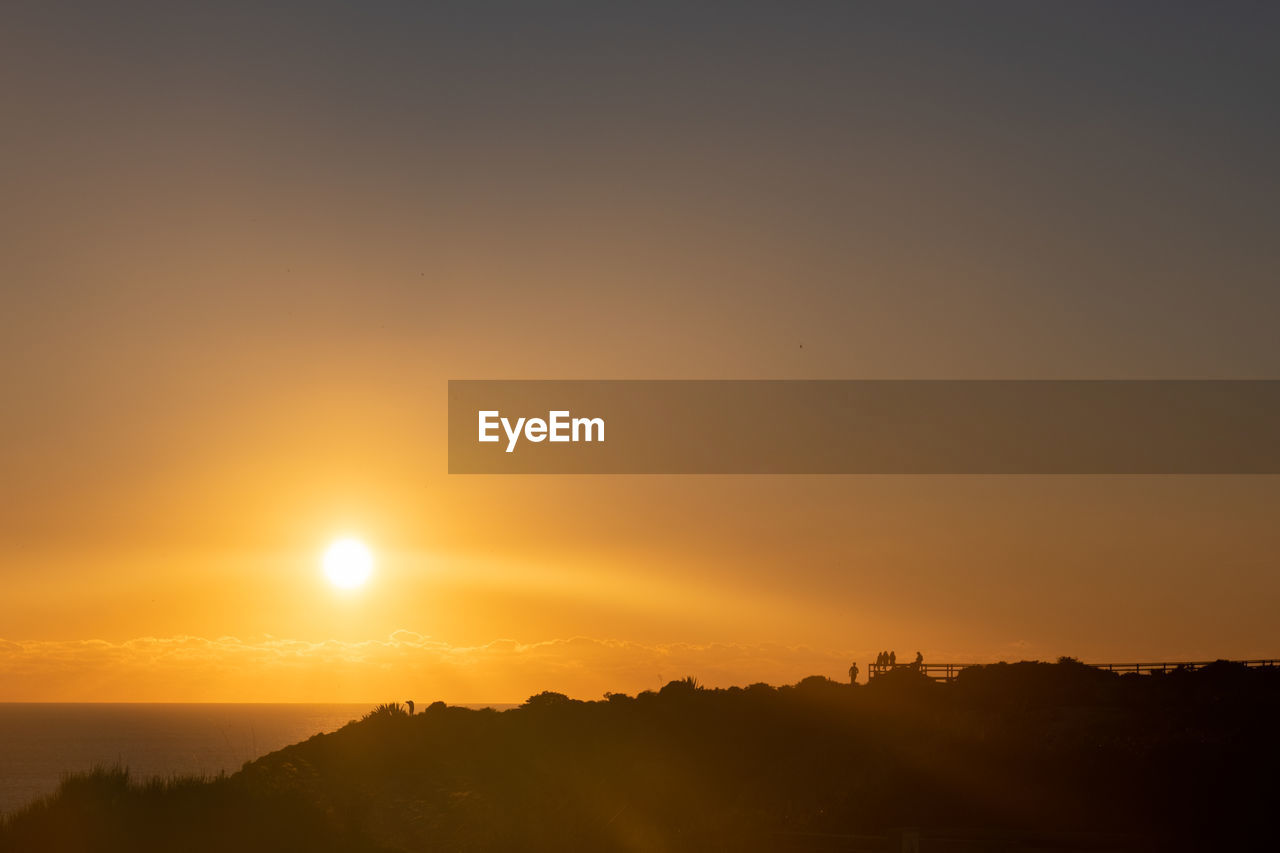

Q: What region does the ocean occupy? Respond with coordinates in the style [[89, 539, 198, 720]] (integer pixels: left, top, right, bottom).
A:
[[0, 703, 376, 816]]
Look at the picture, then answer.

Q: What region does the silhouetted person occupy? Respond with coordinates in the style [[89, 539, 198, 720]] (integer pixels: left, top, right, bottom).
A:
[[889, 651, 896, 667], [848, 662, 859, 684], [406, 699, 415, 715]]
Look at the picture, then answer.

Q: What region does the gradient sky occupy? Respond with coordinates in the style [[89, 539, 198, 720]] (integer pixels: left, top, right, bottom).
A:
[[2, 2, 1279, 701]]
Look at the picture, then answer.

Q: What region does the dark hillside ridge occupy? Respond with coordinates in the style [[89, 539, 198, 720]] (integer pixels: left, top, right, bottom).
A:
[[3, 660, 1276, 852]]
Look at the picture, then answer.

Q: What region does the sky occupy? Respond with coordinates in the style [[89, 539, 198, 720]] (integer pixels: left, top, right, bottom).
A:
[[2, 2, 1279, 702]]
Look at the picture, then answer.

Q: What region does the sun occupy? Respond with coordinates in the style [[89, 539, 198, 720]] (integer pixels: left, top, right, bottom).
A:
[[322, 537, 374, 589]]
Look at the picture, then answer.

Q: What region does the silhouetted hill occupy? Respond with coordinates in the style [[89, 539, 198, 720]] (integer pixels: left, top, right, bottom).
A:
[[3, 661, 1277, 852]]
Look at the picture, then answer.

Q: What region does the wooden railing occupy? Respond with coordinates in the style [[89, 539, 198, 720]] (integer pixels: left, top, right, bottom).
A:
[[865, 658, 1280, 683], [866, 662, 973, 682], [1090, 658, 1280, 675]]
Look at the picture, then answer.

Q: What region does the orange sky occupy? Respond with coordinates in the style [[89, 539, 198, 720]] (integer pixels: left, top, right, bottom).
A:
[[2, 3, 1279, 701]]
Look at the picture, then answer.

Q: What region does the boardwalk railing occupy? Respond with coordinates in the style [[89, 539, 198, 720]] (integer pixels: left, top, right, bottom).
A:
[[866, 658, 1280, 683], [1091, 658, 1280, 675]]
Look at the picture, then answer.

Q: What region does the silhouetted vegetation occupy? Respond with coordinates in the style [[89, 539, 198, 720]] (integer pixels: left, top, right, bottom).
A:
[[3, 660, 1277, 851], [363, 702, 411, 722]]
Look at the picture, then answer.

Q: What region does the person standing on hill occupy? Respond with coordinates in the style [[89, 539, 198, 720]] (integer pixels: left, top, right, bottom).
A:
[[848, 662, 859, 684], [889, 651, 896, 667]]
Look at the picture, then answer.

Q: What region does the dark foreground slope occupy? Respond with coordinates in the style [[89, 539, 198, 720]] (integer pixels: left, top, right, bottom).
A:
[[3, 661, 1277, 852]]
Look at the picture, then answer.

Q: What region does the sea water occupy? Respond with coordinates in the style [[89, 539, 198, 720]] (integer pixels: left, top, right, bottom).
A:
[[0, 703, 369, 816]]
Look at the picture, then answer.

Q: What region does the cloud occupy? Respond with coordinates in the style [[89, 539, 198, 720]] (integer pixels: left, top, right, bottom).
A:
[[0, 633, 862, 703]]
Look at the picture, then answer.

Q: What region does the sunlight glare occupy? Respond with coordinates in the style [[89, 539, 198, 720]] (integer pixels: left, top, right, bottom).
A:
[[323, 537, 374, 589]]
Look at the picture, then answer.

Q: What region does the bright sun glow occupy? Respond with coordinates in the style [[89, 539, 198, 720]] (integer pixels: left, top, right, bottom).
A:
[[322, 538, 374, 589]]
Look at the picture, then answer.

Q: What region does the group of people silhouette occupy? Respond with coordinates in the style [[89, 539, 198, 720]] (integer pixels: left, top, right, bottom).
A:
[[849, 650, 929, 684], [875, 650, 925, 669]]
